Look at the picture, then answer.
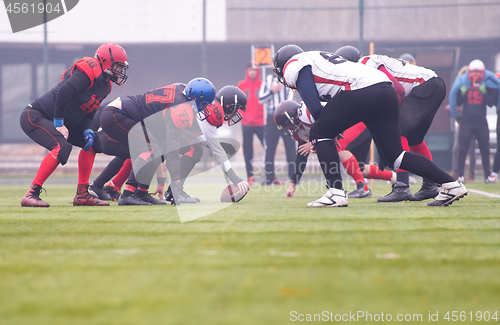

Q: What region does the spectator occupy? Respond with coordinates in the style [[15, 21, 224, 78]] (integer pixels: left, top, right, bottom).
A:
[[449, 59, 500, 183], [238, 61, 266, 185], [258, 71, 296, 185], [447, 66, 477, 182]]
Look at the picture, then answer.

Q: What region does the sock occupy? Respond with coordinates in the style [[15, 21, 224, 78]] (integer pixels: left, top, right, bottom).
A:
[[122, 184, 136, 198], [400, 152, 454, 185], [365, 165, 394, 181], [33, 146, 60, 186], [410, 142, 433, 161], [78, 149, 96, 185], [180, 155, 199, 187], [112, 159, 132, 189], [314, 140, 343, 190], [93, 157, 125, 188], [397, 137, 410, 172], [342, 155, 368, 191], [396, 171, 409, 185]]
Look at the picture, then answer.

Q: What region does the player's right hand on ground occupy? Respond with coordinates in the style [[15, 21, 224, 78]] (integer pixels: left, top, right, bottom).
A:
[[286, 183, 296, 198]]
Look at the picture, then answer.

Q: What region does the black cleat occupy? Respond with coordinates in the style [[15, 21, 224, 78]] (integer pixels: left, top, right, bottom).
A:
[[377, 181, 413, 202], [347, 182, 372, 198], [410, 182, 439, 201], [103, 181, 121, 202], [135, 191, 166, 205], [90, 183, 112, 201], [118, 194, 152, 206]]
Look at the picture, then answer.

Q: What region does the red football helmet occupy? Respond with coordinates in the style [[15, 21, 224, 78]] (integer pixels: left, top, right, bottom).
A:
[[95, 43, 129, 86]]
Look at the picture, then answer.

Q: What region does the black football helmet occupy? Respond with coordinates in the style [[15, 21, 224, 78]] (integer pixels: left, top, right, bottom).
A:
[[334, 45, 361, 63], [273, 44, 303, 87], [273, 100, 301, 136], [216, 85, 247, 126]]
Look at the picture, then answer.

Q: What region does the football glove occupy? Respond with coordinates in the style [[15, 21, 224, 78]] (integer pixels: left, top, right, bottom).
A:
[[83, 129, 95, 152]]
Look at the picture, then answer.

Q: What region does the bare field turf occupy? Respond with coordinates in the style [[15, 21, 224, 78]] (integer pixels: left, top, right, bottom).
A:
[[1, 178, 499, 324]]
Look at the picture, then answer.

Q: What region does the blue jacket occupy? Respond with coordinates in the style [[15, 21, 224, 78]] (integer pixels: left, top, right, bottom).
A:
[[449, 70, 500, 118]]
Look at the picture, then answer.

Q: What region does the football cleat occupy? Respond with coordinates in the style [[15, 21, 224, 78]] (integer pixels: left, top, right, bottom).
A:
[[135, 191, 166, 205], [307, 187, 348, 207], [427, 181, 468, 207], [73, 184, 110, 206], [163, 186, 198, 204], [118, 194, 152, 206], [410, 181, 439, 201], [103, 181, 121, 202], [89, 183, 112, 201], [347, 182, 372, 199], [21, 184, 50, 207], [377, 181, 413, 202]]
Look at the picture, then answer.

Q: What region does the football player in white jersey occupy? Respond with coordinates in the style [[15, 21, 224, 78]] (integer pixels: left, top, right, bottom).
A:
[[274, 100, 397, 199], [273, 44, 467, 207], [335, 46, 446, 203]]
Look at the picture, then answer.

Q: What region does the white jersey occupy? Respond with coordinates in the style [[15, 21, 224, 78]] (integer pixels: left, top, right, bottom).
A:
[[196, 118, 232, 173], [283, 51, 390, 101], [360, 54, 438, 96]]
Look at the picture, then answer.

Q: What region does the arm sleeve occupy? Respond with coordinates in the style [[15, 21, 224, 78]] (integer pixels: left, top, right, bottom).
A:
[[54, 69, 92, 119], [378, 65, 405, 103], [295, 66, 324, 120], [199, 119, 232, 173], [449, 74, 469, 118], [291, 141, 309, 184]]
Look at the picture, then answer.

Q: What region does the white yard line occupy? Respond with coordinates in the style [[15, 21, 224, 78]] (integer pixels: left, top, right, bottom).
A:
[[468, 189, 500, 199]]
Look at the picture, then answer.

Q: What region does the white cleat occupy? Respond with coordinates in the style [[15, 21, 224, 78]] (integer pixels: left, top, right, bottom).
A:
[[427, 181, 468, 207], [307, 188, 348, 207]]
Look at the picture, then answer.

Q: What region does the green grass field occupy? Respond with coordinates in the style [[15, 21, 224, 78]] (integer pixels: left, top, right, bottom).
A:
[[1, 176, 499, 325]]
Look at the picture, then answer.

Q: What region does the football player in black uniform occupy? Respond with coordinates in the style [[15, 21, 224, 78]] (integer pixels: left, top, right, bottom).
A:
[[99, 78, 216, 206], [20, 43, 129, 207]]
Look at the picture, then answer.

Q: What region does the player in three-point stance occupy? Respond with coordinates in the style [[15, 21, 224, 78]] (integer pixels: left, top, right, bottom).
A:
[[99, 78, 216, 206]]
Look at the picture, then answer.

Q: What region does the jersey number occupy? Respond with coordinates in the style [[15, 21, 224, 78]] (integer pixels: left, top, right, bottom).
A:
[[145, 88, 175, 104], [319, 52, 346, 64]]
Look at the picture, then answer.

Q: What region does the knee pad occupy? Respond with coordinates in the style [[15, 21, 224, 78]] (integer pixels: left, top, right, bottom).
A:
[[58, 142, 73, 165]]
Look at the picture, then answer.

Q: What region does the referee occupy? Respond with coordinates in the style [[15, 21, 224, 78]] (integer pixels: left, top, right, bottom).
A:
[[259, 71, 297, 185]]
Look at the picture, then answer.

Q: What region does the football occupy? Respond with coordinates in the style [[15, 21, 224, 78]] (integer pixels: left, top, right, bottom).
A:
[[220, 184, 247, 203]]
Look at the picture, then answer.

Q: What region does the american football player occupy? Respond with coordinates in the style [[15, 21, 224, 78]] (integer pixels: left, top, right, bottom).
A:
[[273, 44, 467, 207], [20, 43, 129, 207]]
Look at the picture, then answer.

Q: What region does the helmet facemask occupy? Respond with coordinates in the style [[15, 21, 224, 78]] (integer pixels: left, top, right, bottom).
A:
[[222, 94, 245, 126], [108, 61, 129, 86], [277, 111, 301, 137]]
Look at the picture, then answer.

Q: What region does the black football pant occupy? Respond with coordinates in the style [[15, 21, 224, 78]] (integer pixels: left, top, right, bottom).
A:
[[309, 82, 455, 190], [20, 106, 103, 165], [264, 115, 296, 182]]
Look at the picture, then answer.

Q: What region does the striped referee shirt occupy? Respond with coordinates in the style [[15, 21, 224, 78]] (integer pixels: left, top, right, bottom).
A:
[[258, 74, 295, 115]]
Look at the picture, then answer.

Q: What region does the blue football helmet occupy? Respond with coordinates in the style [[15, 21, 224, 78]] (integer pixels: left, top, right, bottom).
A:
[[185, 77, 216, 121]]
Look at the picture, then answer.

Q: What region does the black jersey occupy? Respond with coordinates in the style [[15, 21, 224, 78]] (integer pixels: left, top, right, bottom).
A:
[[34, 57, 112, 127], [120, 83, 193, 123]]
